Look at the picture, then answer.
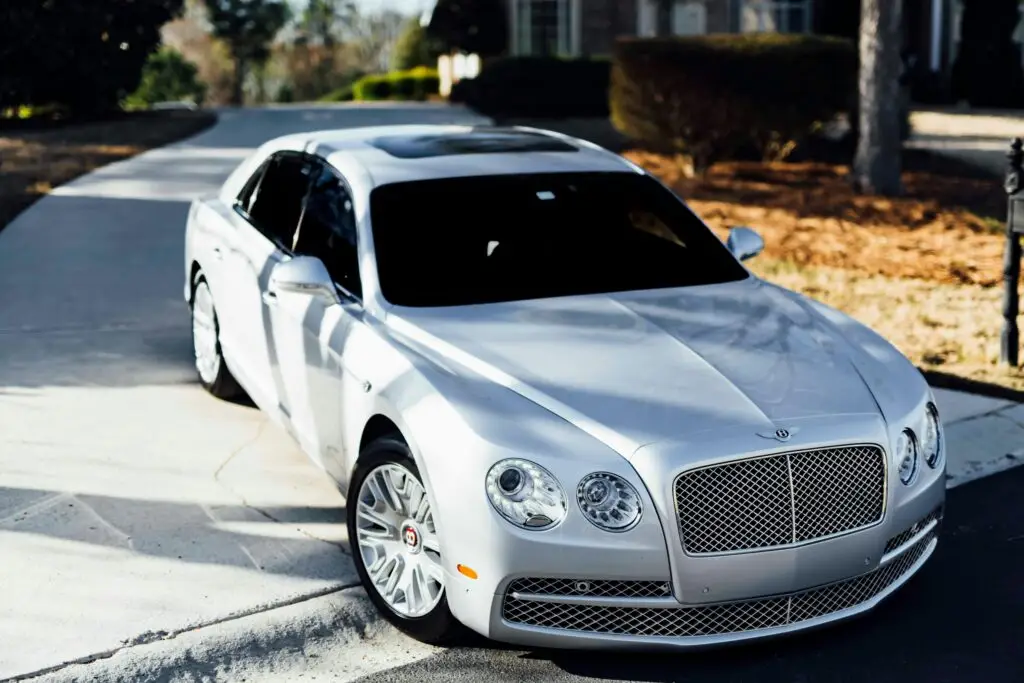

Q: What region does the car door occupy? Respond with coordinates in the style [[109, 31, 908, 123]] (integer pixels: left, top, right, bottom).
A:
[[223, 151, 316, 414], [266, 159, 364, 470]]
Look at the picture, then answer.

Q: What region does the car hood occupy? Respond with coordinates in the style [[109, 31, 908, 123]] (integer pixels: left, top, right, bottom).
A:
[[386, 278, 886, 458]]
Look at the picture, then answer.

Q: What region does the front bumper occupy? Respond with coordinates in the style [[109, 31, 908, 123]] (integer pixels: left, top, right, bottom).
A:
[[442, 442, 944, 650], [488, 518, 939, 649]]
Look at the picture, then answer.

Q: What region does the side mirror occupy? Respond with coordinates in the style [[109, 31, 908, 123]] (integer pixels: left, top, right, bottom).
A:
[[268, 256, 340, 305], [726, 226, 765, 262]]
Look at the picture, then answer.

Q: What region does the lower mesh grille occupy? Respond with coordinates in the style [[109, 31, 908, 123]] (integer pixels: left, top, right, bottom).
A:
[[502, 534, 934, 638], [884, 506, 943, 555], [507, 578, 672, 598]]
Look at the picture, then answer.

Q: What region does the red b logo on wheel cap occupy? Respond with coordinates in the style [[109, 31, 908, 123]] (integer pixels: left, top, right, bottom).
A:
[[403, 525, 418, 547]]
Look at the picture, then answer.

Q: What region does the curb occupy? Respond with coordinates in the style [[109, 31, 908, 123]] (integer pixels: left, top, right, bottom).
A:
[[922, 369, 1024, 403], [21, 587, 389, 683]]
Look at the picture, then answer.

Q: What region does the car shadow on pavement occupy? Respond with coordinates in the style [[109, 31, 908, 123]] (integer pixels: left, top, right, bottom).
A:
[[0, 486, 350, 580]]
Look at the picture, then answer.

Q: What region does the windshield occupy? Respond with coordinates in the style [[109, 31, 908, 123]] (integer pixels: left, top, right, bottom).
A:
[[369, 172, 748, 307]]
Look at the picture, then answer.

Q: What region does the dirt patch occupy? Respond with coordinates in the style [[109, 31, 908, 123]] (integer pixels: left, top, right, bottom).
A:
[[626, 151, 1009, 287], [0, 110, 217, 230]]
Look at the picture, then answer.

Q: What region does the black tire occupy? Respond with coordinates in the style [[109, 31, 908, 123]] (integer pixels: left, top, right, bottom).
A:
[[347, 436, 461, 645], [190, 275, 243, 400]]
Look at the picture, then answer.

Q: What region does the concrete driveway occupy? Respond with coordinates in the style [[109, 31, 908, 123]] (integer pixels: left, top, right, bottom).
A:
[[0, 103, 490, 681]]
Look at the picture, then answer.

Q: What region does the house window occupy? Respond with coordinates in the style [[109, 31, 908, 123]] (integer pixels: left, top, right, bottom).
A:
[[638, 0, 707, 37], [741, 0, 812, 34], [513, 0, 578, 56]]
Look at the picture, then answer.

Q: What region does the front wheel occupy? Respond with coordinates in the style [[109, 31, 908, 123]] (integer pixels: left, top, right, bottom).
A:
[[347, 437, 460, 644]]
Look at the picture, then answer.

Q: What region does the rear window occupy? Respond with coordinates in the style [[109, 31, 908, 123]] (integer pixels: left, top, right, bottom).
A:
[[369, 172, 748, 307]]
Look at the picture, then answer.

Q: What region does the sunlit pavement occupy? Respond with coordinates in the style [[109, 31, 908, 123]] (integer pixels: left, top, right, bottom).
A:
[[0, 104, 489, 681], [1, 104, 1022, 682]]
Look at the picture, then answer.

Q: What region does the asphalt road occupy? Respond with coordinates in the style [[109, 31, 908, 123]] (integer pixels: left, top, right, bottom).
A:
[[0, 103, 489, 681], [355, 464, 1024, 683]]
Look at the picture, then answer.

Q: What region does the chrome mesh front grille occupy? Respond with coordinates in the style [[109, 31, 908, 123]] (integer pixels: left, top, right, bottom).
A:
[[507, 578, 672, 598], [502, 533, 934, 638], [675, 445, 886, 554]]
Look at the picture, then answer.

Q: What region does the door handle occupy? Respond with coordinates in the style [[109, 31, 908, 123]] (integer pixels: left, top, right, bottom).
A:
[[262, 290, 278, 306]]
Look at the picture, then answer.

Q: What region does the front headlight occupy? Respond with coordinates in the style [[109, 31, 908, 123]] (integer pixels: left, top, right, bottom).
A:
[[486, 459, 567, 530], [895, 428, 919, 485], [921, 402, 942, 468], [577, 472, 642, 532]]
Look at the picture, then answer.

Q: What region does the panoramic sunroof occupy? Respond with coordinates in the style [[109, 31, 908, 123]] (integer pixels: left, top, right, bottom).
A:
[[367, 128, 578, 159]]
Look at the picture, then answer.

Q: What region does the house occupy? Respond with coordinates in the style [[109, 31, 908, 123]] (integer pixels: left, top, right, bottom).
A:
[[505, 0, 1024, 104], [507, 0, 825, 58]]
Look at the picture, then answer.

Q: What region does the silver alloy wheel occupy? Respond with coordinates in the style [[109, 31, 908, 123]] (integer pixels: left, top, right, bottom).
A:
[[355, 463, 445, 618], [192, 282, 220, 385]]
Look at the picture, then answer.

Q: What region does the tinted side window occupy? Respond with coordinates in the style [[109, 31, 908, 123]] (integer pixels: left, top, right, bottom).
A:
[[248, 153, 316, 248], [236, 159, 270, 215], [292, 162, 361, 297]]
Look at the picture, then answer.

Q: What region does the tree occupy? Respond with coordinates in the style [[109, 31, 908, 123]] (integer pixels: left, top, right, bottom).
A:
[[852, 0, 903, 196], [345, 9, 408, 72], [951, 0, 1024, 108], [205, 0, 290, 105], [391, 17, 440, 70], [124, 47, 208, 107], [426, 0, 507, 58], [162, 0, 236, 105], [0, 0, 185, 113]]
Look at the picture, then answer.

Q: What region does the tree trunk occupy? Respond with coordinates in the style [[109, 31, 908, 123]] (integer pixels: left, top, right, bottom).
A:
[[232, 57, 248, 106], [853, 0, 904, 195]]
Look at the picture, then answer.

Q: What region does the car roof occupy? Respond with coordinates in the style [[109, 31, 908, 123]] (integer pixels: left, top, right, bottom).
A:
[[273, 125, 640, 187]]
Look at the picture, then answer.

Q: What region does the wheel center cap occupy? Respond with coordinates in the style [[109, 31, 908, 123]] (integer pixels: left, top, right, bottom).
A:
[[401, 521, 422, 553]]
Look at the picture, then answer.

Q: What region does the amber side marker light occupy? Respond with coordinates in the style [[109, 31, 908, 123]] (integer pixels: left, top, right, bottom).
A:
[[457, 564, 478, 579]]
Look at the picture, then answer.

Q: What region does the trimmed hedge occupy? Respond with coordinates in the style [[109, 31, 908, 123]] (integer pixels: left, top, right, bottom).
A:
[[350, 67, 440, 102], [450, 57, 611, 119], [611, 35, 857, 172]]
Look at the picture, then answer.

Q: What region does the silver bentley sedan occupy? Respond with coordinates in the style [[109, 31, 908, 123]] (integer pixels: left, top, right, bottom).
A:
[[184, 125, 945, 649]]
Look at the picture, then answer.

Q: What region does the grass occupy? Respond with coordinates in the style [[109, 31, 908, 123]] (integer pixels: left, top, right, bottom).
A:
[[0, 109, 217, 231]]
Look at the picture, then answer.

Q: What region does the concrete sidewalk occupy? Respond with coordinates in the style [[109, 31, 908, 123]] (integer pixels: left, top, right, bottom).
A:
[[907, 107, 1024, 176]]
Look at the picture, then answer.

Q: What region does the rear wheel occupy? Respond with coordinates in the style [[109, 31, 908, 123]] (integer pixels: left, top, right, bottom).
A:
[[348, 437, 460, 644], [191, 277, 242, 399]]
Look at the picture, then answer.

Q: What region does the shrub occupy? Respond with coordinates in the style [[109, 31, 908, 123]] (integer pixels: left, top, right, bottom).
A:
[[452, 57, 610, 119], [123, 47, 207, 110], [351, 68, 440, 102], [610, 34, 856, 174], [354, 75, 392, 100]]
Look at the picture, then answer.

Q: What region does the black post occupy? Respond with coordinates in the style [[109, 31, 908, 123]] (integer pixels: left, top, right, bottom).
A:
[[1002, 138, 1023, 367]]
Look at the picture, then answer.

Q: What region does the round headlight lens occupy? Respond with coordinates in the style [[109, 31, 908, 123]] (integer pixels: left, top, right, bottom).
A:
[[896, 428, 919, 485], [921, 403, 942, 468], [577, 472, 642, 532], [486, 459, 566, 530]]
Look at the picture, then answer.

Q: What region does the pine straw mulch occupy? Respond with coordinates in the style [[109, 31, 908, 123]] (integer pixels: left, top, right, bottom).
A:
[[624, 151, 1008, 287], [624, 150, 1024, 395]]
